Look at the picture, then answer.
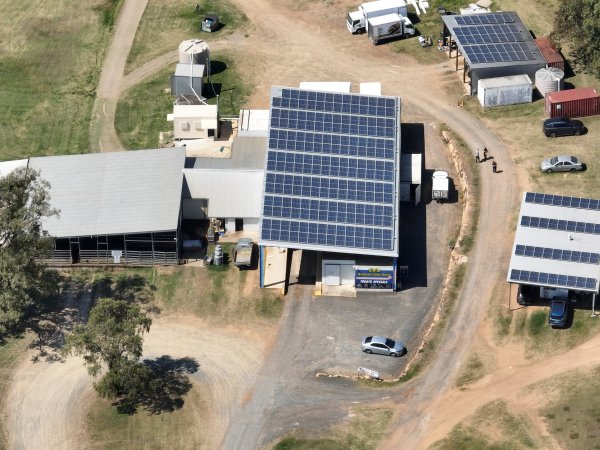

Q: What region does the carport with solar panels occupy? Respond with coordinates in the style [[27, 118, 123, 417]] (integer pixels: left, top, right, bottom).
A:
[[507, 192, 600, 313], [259, 87, 401, 292], [441, 12, 546, 95]]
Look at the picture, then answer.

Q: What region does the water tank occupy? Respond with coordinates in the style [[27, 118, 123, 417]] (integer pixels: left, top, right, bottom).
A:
[[178, 39, 210, 67], [535, 67, 564, 96], [213, 244, 223, 266]]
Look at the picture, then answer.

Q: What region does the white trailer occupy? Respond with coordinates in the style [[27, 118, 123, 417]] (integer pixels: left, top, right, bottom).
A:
[[347, 0, 409, 34], [432, 170, 449, 203], [367, 13, 415, 44]]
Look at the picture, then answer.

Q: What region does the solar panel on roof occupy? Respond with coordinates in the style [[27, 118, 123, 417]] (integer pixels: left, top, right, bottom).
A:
[[509, 269, 597, 290], [521, 215, 600, 235], [454, 13, 515, 26], [453, 24, 523, 45], [515, 244, 600, 265], [261, 87, 399, 254], [524, 192, 600, 211], [465, 42, 533, 64]]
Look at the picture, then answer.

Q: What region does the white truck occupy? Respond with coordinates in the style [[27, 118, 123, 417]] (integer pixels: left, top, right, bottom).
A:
[[368, 13, 415, 45], [432, 170, 449, 203], [347, 0, 409, 34]]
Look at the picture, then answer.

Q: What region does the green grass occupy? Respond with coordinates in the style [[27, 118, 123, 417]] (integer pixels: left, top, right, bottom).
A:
[[0, 336, 31, 448], [116, 51, 251, 149], [273, 438, 346, 450], [126, 0, 248, 73], [536, 366, 600, 449], [0, 1, 116, 161], [430, 400, 538, 449]]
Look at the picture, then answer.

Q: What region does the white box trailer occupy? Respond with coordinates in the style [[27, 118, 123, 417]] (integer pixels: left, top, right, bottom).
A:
[[347, 0, 409, 34], [367, 13, 415, 44], [432, 170, 449, 203]]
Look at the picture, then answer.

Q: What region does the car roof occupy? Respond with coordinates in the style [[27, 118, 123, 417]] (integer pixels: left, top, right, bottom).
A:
[[545, 117, 570, 123], [370, 336, 388, 344], [557, 155, 577, 162]]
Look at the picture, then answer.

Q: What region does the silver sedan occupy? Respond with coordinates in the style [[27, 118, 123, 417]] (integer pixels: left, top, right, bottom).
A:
[[361, 336, 406, 357], [540, 155, 584, 173]]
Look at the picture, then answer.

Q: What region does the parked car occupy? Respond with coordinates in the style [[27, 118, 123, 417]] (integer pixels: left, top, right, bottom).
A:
[[361, 336, 405, 357], [540, 155, 584, 173], [548, 299, 570, 328], [543, 117, 585, 137]]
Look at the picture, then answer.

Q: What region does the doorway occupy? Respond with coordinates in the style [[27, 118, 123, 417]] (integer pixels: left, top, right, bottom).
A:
[[70, 243, 80, 264], [235, 218, 244, 232]]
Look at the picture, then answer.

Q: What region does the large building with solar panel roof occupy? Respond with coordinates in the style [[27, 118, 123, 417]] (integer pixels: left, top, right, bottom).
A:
[[259, 86, 402, 291], [507, 192, 600, 304], [442, 12, 546, 95]]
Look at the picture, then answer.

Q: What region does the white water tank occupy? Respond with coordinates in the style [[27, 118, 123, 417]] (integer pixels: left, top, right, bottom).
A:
[[535, 67, 564, 96], [178, 39, 210, 69]]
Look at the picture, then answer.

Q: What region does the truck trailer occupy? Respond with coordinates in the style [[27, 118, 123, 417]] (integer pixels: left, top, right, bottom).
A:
[[367, 13, 415, 44], [347, 0, 409, 34]]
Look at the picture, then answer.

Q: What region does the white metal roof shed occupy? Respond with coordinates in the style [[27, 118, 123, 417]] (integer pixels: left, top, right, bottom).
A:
[[507, 192, 600, 292], [29, 148, 186, 238], [183, 169, 264, 218]]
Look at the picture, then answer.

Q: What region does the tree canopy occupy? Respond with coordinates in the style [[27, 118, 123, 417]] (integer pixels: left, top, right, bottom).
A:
[[552, 0, 600, 78], [0, 167, 57, 336]]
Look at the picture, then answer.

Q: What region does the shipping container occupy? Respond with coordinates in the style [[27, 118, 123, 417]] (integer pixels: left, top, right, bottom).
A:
[[545, 87, 600, 118], [477, 75, 532, 107], [535, 37, 565, 71]]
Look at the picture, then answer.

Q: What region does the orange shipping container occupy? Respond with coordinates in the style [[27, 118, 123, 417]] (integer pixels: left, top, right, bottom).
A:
[[545, 87, 600, 118]]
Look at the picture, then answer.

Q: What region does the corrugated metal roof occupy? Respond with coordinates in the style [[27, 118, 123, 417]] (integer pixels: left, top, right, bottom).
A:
[[479, 74, 531, 89], [507, 192, 600, 291], [238, 109, 270, 137], [547, 87, 599, 103], [0, 159, 28, 177], [29, 148, 186, 238], [183, 169, 264, 217], [534, 37, 564, 65], [298, 82, 351, 93], [400, 153, 422, 184]]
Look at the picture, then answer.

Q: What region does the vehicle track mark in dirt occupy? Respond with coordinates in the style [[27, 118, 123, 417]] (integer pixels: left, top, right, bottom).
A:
[[89, 0, 148, 153]]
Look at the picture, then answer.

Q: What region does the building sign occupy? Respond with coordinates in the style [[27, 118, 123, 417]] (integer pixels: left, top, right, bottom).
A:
[[355, 266, 395, 290]]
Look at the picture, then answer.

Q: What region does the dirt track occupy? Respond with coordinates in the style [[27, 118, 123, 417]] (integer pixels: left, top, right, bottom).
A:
[[4, 0, 595, 449]]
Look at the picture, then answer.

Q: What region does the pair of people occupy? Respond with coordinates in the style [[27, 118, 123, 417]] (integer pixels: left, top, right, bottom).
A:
[[476, 147, 497, 172]]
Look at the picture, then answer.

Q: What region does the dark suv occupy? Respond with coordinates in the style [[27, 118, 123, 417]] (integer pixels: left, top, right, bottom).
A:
[[543, 117, 585, 137], [548, 299, 570, 328]]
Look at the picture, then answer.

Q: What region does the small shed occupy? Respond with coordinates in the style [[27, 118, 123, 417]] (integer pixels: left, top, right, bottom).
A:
[[535, 37, 565, 71], [171, 63, 205, 97], [167, 104, 219, 140], [477, 74, 532, 107], [545, 87, 600, 118]]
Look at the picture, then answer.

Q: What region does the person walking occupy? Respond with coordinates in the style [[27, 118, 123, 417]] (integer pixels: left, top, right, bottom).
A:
[[483, 147, 488, 161], [492, 160, 497, 173], [475, 148, 480, 163]]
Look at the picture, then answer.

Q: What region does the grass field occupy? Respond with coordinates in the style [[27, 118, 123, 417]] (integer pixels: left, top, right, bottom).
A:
[[116, 51, 251, 149], [271, 407, 393, 450], [126, 0, 248, 73], [0, 0, 119, 162], [430, 400, 540, 449], [536, 366, 600, 449], [0, 337, 31, 448]]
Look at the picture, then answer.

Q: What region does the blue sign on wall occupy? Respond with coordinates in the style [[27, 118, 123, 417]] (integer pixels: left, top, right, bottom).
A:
[[355, 267, 394, 290]]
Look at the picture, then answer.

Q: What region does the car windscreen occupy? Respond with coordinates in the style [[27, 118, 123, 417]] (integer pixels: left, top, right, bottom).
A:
[[550, 157, 558, 165], [551, 302, 566, 317]]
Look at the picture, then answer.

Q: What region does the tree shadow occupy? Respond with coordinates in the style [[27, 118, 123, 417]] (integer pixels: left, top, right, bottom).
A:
[[113, 356, 199, 415]]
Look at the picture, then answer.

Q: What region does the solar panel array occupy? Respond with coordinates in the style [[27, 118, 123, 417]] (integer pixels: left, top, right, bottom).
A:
[[261, 88, 399, 254], [515, 244, 600, 265], [521, 215, 600, 235], [447, 12, 535, 65], [510, 269, 597, 290], [453, 24, 523, 45], [525, 192, 600, 211], [454, 12, 515, 25]]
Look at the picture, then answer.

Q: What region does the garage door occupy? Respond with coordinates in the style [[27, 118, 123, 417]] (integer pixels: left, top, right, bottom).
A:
[[324, 264, 341, 285], [340, 264, 355, 285]]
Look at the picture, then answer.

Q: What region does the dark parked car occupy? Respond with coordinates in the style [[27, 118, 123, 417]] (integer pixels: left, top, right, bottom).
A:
[[548, 299, 570, 328], [543, 117, 585, 137], [361, 336, 405, 357]]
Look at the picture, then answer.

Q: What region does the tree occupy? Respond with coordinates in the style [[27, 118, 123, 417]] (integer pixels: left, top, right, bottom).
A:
[[65, 298, 153, 405], [551, 0, 600, 78], [0, 167, 57, 336]]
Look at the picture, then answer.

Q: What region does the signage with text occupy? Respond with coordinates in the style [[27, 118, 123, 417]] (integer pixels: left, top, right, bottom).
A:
[[355, 266, 394, 290]]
